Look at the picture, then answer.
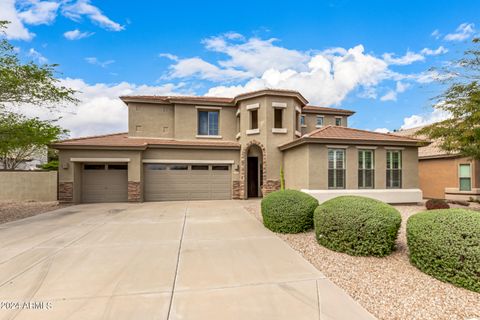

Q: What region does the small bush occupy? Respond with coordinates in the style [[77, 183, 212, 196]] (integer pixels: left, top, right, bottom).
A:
[[261, 190, 318, 233], [314, 196, 401, 257], [425, 199, 450, 210], [407, 209, 480, 292]]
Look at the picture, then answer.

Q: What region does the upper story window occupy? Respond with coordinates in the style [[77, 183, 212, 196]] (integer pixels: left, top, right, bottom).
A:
[[459, 164, 472, 191], [358, 149, 374, 189], [386, 150, 402, 188], [316, 115, 324, 127], [198, 110, 219, 136], [300, 115, 305, 126], [274, 108, 283, 129], [250, 109, 258, 129], [335, 117, 342, 126], [328, 148, 346, 189]]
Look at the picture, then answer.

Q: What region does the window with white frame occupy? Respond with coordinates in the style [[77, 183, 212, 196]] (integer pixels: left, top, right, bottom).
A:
[[358, 150, 374, 188], [198, 110, 219, 136], [459, 164, 472, 191], [316, 115, 324, 127], [328, 149, 346, 189], [386, 150, 402, 188]]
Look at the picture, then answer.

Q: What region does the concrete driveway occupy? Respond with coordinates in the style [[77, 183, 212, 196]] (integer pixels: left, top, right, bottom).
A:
[[0, 201, 374, 320]]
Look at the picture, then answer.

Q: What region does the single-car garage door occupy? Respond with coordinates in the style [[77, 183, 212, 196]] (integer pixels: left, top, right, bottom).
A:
[[144, 163, 231, 201], [82, 163, 128, 203]]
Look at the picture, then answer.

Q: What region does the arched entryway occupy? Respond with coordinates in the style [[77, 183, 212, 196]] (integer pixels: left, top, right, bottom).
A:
[[240, 140, 267, 199]]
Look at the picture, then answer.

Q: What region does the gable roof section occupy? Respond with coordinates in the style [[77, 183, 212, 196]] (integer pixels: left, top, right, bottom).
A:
[[302, 105, 355, 116], [51, 133, 241, 150], [279, 125, 427, 150], [393, 126, 456, 159]]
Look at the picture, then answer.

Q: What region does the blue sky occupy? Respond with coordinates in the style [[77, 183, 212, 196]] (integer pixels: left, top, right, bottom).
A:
[[1, 0, 478, 137]]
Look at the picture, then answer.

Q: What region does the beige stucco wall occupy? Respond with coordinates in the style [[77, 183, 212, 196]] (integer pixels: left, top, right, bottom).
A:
[[283, 144, 309, 190], [302, 113, 348, 134], [283, 144, 419, 190], [128, 103, 174, 138], [173, 104, 237, 141], [0, 171, 57, 201]]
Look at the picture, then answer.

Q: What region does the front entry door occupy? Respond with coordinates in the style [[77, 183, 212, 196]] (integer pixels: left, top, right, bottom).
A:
[[247, 157, 259, 198]]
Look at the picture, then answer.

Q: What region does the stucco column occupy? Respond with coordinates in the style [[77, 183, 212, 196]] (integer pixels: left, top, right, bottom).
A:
[[375, 148, 386, 189], [127, 152, 143, 202]]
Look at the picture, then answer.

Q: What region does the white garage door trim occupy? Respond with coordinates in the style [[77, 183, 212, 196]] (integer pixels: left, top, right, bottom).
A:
[[144, 163, 232, 201], [143, 159, 234, 164]]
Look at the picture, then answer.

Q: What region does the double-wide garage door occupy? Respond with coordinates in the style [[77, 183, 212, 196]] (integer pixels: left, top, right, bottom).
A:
[[82, 163, 128, 203], [144, 163, 231, 201]]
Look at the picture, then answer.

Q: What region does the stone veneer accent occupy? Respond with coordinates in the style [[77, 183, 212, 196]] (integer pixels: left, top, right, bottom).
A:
[[128, 181, 141, 202], [232, 180, 241, 199], [263, 179, 281, 195], [58, 182, 73, 202], [239, 140, 268, 199]]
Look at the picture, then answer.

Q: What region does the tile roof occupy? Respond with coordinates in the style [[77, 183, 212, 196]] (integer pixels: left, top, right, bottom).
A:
[[51, 133, 241, 149], [302, 105, 355, 115], [393, 126, 455, 158], [120, 95, 234, 104], [280, 125, 426, 150]]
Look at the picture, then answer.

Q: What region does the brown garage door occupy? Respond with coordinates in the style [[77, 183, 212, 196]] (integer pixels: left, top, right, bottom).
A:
[[144, 163, 231, 201], [82, 163, 128, 203]]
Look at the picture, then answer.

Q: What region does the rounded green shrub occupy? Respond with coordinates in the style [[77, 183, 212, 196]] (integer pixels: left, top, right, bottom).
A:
[[314, 196, 401, 257], [407, 209, 480, 292], [261, 190, 318, 233]]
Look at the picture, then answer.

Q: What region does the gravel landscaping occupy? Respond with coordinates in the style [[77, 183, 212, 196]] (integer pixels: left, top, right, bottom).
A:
[[243, 200, 480, 320], [0, 201, 70, 225]]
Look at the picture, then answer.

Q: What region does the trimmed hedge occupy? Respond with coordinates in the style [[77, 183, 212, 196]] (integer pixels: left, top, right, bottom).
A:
[[407, 209, 480, 292], [425, 199, 450, 210], [314, 196, 401, 257], [261, 190, 318, 233]]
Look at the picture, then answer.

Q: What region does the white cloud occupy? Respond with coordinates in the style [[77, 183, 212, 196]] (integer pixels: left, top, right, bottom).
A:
[[207, 45, 390, 106], [202, 34, 309, 76], [17, 0, 59, 25], [62, 0, 124, 31], [431, 29, 441, 39], [444, 23, 475, 41], [64, 29, 94, 40], [85, 57, 115, 68], [382, 51, 425, 65], [27, 47, 48, 63], [158, 53, 179, 61], [380, 81, 410, 102], [374, 128, 390, 133], [165, 57, 252, 82], [17, 79, 185, 137], [0, 0, 122, 41], [0, 0, 35, 40], [420, 46, 448, 56], [400, 108, 450, 129]]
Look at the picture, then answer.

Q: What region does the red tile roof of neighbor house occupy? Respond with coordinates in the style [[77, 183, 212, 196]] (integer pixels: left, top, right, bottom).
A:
[[51, 133, 241, 149], [302, 105, 355, 115], [392, 126, 455, 159], [279, 125, 427, 150]]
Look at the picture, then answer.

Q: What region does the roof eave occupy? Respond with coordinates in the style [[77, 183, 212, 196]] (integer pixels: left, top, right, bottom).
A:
[[279, 137, 424, 151]]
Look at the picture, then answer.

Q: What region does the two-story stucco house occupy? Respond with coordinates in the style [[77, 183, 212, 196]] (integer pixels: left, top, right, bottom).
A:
[[52, 89, 425, 203]]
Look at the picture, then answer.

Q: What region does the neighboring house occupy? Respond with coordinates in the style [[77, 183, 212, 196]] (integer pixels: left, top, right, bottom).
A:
[[52, 89, 425, 203], [395, 126, 480, 201], [0, 148, 48, 170]]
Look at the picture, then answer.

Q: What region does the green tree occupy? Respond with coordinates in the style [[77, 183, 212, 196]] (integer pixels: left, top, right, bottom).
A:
[[0, 113, 67, 170], [419, 38, 480, 159], [0, 21, 78, 109]]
